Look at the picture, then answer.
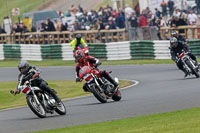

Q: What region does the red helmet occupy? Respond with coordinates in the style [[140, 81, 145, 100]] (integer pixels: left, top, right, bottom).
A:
[[74, 50, 85, 63]]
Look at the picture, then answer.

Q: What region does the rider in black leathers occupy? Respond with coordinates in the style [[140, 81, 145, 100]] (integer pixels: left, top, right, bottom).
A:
[[170, 35, 198, 77], [14, 61, 61, 103]]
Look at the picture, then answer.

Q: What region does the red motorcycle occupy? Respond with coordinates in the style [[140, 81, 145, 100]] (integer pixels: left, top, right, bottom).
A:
[[74, 44, 89, 56], [79, 65, 122, 103]]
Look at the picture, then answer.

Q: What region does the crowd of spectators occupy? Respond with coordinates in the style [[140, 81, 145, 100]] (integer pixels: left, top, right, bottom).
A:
[[0, 0, 200, 37]]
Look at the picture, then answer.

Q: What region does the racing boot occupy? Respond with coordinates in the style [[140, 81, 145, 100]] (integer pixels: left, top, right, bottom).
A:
[[83, 83, 89, 92]]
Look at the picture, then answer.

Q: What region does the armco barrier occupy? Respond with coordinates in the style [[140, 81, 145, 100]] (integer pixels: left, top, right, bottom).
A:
[[88, 43, 107, 59], [153, 40, 171, 59], [106, 41, 131, 60], [61, 44, 74, 60], [189, 40, 200, 57], [0, 44, 4, 60], [21, 45, 42, 61], [130, 41, 155, 59], [0, 40, 200, 61], [41, 45, 62, 60], [4, 44, 21, 60]]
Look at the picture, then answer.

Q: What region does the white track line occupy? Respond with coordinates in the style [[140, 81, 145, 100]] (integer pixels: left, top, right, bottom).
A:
[[0, 79, 139, 112]]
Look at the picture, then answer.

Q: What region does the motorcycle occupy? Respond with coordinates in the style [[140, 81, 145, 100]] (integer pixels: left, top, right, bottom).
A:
[[74, 44, 89, 56], [79, 65, 122, 103], [10, 79, 66, 118], [177, 51, 199, 78]]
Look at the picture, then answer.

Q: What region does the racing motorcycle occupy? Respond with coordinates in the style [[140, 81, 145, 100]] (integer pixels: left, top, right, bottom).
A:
[[79, 65, 122, 103], [10, 80, 66, 118], [74, 44, 89, 56], [177, 50, 199, 78]]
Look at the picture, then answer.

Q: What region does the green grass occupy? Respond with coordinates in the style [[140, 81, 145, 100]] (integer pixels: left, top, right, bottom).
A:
[[0, 80, 131, 110], [0, 59, 175, 67], [0, 0, 51, 23], [34, 107, 200, 133]]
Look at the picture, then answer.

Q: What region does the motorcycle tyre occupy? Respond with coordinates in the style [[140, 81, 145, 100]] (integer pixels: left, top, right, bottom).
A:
[[185, 59, 199, 78], [90, 87, 107, 103], [26, 95, 46, 118], [112, 90, 122, 101]]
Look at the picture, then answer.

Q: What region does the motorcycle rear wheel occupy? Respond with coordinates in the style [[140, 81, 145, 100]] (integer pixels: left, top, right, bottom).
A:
[[26, 95, 46, 118], [112, 90, 122, 101], [55, 101, 66, 115]]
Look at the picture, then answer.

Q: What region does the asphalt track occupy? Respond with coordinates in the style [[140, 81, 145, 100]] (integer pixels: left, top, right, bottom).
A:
[[1, 64, 200, 133]]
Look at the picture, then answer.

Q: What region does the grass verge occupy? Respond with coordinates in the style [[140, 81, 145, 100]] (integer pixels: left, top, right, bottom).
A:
[[0, 59, 175, 67], [0, 80, 132, 110], [34, 107, 200, 133]]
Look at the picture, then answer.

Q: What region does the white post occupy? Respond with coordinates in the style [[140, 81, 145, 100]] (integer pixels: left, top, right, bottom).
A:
[[111, 0, 118, 10]]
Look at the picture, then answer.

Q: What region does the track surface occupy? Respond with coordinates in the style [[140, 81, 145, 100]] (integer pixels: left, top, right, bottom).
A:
[[1, 64, 200, 133]]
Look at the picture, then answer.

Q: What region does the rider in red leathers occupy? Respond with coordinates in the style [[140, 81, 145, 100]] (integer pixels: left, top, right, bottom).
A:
[[74, 50, 118, 92]]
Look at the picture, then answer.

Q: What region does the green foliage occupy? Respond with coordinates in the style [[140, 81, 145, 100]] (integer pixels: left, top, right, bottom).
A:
[[0, 0, 50, 23]]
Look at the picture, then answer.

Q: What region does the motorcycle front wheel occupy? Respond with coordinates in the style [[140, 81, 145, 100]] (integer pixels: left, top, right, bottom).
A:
[[26, 95, 46, 118], [90, 85, 107, 103], [185, 59, 199, 78]]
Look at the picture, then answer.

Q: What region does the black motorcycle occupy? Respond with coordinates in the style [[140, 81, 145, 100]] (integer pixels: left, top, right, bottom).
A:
[[177, 51, 199, 78]]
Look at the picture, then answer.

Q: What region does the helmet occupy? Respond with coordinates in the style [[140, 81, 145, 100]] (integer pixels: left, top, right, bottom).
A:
[[171, 30, 178, 37], [74, 50, 85, 63], [76, 34, 82, 40], [170, 37, 178, 48], [18, 60, 29, 74]]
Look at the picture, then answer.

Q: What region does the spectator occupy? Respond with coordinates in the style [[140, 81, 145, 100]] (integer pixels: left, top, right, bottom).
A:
[[155, 8, 161, 19], [124, 5, 135, 19], [187, 10, 197, 25], [160, 0, 168, 17], [116, 9, 125, 28], [47, 18, 56, 31], [168, 0, 174, 17], [138, 14, 148, 27], [128, 12, 138, 28], [174, 16, 187, 33], [0, 24, 6, 34], [174, 9, 181, 18]]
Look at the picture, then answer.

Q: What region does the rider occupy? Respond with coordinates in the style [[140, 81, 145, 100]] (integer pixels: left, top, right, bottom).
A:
[[74, 50, 119, 92], [170, 37, 198, 77], [13, 61, 61, 103], [70, 34, 88, 53]]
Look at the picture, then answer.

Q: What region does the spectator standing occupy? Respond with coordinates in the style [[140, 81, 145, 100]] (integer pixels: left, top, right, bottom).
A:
[[168, 0, 174, 17], [174, 9, 181, 18], [128, 12, 138, 28], [174, 16, 187, 33], [0, 24, 6, 34], [160, 0, 168, 18], [124, 5, 135, 19], [47, 19, 56, 31], [187, 10, 197, 25], [155, 8, 161, 19], [138, 14, 148, 27], [116, 9, 125, 28]]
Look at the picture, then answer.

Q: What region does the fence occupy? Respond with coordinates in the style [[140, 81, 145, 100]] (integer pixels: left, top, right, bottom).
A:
[[160, 25, 200, 40], [0, 29, 128, 44]]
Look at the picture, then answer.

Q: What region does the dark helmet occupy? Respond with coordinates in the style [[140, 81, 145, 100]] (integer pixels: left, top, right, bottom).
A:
[[170, 37, 178, 48], [171, 30, 178, 37], [76, 34, 82, 39], [74, 50, 85, 63], [18, 60, 29, 74]]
